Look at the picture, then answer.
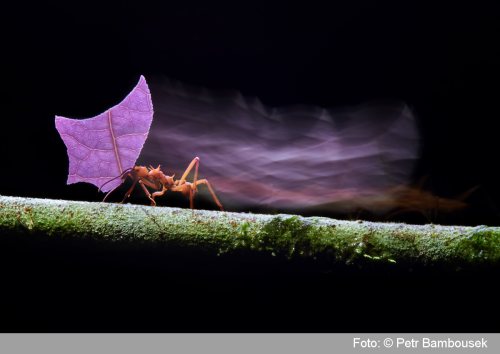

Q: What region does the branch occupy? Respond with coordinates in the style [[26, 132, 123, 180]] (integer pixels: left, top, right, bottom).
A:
[[1, 195, 499, 268]]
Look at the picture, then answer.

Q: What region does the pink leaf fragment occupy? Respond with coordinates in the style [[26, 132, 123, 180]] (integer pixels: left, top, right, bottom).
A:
[[55, 76, 154, 192]]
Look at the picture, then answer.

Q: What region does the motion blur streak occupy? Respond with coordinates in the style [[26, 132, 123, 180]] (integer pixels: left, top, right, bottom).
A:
[[140, 77, 420, 213]]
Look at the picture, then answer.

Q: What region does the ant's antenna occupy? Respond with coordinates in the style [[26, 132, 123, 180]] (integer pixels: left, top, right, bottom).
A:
[[99, 167, 133, 195]]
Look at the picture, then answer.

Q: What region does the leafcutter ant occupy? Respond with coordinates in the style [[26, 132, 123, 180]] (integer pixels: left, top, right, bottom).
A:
[[101, 157, 224, 210]]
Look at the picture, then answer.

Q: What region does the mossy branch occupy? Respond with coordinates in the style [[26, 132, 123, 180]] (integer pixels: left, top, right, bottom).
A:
[[1, 195, 499, 268]]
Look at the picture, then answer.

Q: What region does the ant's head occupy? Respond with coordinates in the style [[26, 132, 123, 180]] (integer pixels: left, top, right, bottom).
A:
[[148, 164, 163, 179], [132, 166, 149, 178]]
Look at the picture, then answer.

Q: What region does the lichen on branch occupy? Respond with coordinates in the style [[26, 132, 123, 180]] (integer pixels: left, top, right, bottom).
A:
[[0, 195, 499, 268]]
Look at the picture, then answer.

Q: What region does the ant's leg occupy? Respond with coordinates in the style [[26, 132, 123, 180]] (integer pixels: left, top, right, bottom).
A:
[[120, 178, 139, 203], [103, 188, 116, 203], [138, 179, 157, 206], [180, 157, 200, 186], [102, 172, 134, 202], [170, 183, 196, 208], [152, 187, 168, 204], [195, 179, 224, 211]]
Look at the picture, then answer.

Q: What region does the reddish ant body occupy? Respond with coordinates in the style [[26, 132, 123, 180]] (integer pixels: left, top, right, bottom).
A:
[[102, 157, 223, 210]]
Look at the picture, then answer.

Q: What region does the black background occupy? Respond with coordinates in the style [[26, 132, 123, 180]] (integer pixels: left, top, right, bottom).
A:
[[1, 1, 499, 332]]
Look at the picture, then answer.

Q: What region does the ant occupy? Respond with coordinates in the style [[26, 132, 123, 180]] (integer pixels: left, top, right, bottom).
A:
[[101, 157, 224, 211]]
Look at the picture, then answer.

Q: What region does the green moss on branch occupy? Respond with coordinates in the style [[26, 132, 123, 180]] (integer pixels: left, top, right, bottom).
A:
[[1, 195, 499, 268]]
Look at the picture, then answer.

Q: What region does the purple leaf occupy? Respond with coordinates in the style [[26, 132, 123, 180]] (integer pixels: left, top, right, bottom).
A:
[[55, 76, 154, 192]]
